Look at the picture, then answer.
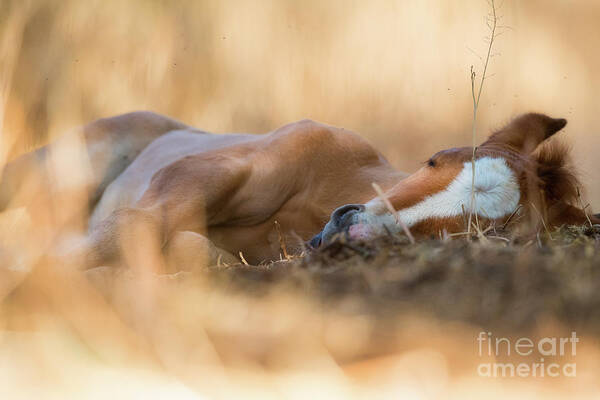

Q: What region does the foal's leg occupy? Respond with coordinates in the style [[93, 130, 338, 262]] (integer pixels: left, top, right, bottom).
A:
[[82, 207, 166, 272], [166, 231, 239, 272], [79, 154, 252, 270], [84, 231, 237, 294]]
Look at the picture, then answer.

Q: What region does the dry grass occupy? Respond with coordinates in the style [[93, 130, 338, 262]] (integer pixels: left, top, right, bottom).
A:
[[2, 0, 600, 398]]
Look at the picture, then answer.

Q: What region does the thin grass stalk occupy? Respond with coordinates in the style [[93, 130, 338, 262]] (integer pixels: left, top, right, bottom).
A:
[[371, 182, 415, 244], [468, 0, 498, 234]]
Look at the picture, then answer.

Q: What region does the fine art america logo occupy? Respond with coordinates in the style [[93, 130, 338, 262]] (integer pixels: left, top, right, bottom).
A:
[[477, 332, 578, 378]]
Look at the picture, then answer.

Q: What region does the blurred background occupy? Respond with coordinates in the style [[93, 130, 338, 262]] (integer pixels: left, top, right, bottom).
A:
[[2, 0, 600, 203], [2, 1, 600, 398]]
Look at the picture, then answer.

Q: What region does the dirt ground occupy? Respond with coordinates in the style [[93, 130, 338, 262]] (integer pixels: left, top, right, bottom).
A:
[[2, 224, 600, 398]]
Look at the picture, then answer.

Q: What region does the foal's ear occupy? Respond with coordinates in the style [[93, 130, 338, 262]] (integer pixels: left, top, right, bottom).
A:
[[482, 113, 567, 153]]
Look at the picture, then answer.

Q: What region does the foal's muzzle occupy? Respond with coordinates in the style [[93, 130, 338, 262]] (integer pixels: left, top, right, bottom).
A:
[[330, 204, 365, 229], [308, 203, 366, 249], [308, 231, 323, 249]]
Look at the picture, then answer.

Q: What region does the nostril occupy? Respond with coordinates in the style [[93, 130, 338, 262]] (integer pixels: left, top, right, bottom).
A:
[[308, 232, 322, 249], [331, 204, 366, 227]]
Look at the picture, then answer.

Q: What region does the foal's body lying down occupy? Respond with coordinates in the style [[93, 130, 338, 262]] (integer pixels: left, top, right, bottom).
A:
[[1, 111, 597, 268], [1, 112, 405, 265], [87, 115, 406, 264]]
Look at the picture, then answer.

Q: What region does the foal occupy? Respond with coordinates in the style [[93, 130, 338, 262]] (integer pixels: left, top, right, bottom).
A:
[[1, 111, 597, 267]]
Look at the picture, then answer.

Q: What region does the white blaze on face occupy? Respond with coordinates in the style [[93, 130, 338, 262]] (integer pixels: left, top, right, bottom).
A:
[[358, 157, 521, 237]]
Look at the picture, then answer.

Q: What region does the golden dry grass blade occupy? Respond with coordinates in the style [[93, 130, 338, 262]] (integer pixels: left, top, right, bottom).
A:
[[371, 182, 415, 244]]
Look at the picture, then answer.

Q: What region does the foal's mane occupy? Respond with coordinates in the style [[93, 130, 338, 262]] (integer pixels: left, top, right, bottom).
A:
[[480, 137, 581, 214], [532, 140, 581, 206]]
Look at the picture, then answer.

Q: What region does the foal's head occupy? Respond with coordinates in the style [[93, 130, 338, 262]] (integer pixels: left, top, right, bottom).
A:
[[315, 113, 598, 245]]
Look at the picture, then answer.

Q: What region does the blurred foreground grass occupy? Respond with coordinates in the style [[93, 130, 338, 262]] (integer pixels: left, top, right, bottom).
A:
[[2, 222, 600, 398]]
